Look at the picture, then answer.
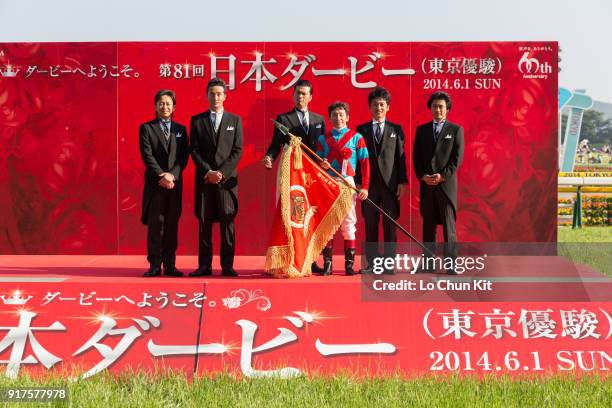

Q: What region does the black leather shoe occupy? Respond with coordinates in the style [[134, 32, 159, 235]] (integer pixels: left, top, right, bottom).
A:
[[144, 267, 161, 277], [311, 261, 324, 274], [222, 268, 238, 277], [316, 247, 333, 276], [446, 269, 459, 275], [164, 267, 184, 277], [189, 266, 212, 277], [345, 248, 357, 276]]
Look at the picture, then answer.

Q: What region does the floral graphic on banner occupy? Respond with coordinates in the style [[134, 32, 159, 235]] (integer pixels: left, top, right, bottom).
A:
[[222, 289, 272, 311]]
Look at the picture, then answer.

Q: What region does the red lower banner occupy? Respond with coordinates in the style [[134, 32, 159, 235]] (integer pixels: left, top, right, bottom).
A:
[[1, 261, 610, 378]]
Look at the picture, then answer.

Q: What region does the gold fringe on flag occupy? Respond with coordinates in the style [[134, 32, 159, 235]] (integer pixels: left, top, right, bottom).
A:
[[265, 136, 353, 278]]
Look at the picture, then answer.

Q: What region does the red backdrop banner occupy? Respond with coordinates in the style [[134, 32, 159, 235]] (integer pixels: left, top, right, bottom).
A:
[[0, 42, 558, 255]]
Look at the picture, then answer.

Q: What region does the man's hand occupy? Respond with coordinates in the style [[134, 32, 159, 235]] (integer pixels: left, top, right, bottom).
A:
[[430, 173, 443, 184], [358, 189, 368, 201], [158, 179, 175, 189], [159, 172, 174, 182], [422, 174, 443, 186], [320, 159, 331, 170], [262, 155, 273, 170], [205, 171, 223, 184], [397, 184, 406, 198], [159, 172, 175, 189]]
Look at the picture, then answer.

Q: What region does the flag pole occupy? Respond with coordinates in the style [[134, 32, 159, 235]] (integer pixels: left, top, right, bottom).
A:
[[272, 120, 430, 255]]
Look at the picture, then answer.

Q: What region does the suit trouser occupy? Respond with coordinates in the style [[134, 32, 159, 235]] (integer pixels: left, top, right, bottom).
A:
[[147, 187, 181, 268], [198, 186, 236, 270], [421, 186, 457, 258], [363, 184, 398, 264]]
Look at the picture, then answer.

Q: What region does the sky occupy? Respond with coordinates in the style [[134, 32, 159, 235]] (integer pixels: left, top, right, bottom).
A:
[[1, 0, 611, 101]]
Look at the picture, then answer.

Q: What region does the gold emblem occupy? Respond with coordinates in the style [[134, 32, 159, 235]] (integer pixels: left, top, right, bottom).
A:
[[289, 185, 317, 236], [291, 196, 306, 224]]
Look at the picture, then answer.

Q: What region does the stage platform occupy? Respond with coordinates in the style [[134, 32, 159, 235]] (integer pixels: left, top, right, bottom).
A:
[[0, 255, 366, 282], [0, 255, 611, 378], [0, 255, 609, 301]]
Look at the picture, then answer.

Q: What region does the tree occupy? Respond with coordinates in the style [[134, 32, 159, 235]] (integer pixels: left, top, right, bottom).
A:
[[579, 110, 612, 146]]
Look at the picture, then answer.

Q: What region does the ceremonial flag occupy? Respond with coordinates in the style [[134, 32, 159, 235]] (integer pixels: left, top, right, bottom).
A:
[[265, 137, 353, 278]]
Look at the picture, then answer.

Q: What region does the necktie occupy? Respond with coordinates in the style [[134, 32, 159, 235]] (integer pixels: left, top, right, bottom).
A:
[[161, 121, 170, 140], [434, 122, 441, 142], [375, 122, 382, 144], [212, 113, 221, 133], [301, 111, 309, 134]]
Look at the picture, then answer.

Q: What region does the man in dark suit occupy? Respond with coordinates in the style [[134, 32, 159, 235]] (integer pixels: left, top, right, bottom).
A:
[[190, 78, 243, 277], [139, 89, 189, 277], [356, 87, 408, 274], [262, 79, 327, 274], [262, 79, 325, 166], [413, 91, 464, 274]]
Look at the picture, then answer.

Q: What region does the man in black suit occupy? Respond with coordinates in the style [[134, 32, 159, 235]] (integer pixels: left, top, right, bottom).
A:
[[262, 79, 325, 166], [413, 91, 464, 274], [190, 78, 243, 277], [356, 87, 408, 274], [262, 79, 327, 274], [139, 89, 189, 277]]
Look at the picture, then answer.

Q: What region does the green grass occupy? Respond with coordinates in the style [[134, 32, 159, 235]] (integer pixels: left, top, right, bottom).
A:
[[558, 226, 612, 242], [1, 372, 610, 407], [557, 226, 612, 276]]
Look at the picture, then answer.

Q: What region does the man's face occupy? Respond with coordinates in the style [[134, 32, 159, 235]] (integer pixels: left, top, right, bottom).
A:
[[155, 95, 175, 120], [293, 86, 312, 110], [330, 108, 349, 129], [207, 85, 226, 111], [430, 99, 448, 122], [369, 97, 389, 121]]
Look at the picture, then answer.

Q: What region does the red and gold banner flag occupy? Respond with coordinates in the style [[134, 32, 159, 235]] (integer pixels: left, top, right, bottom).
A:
[[265, 137, 352, 278]]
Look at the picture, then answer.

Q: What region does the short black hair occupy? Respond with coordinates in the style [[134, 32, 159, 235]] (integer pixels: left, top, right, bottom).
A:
[[368, 86, 390, 105], [427, 91, 452, 110], [294, 79, 313, 95], [207, 78, 227, 92], [154, 89, 176, 105], [328, 101, 350, 117]]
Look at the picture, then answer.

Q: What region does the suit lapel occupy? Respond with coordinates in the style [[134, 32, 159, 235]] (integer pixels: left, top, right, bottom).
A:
[[288, 110, 305, 137], [310, 115, 323, 135], [216, 113, 229, 145], [362, 124, 376, 156], [151, 120, 169, 153], [424, 121, 435, 148], [434, 120, 449, 153], [379, 122, 391, 157], [306, 116, 313, 136], [168, 122, 178, 159], [204, 111, 217, 147]]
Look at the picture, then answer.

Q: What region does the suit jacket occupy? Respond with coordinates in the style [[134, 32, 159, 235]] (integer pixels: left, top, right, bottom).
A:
[[265, 109, 325, 160], [356, 120, 408, 195], [139, 118, 189, 225], [190, 110, 243, 220], [413, 120, 464, 217]]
